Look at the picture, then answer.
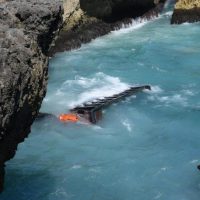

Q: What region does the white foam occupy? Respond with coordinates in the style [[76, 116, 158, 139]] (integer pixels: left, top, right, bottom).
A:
[[55, 89, 65, 97], [159, 94, 187, 104], [50, 188, 69, 198], [111, 16, 158, 35], [43, 72, 132, 113], [154, 192, 163, 200], [190, 160, 199, 164], [71, 164, 82, 169], [138, 62, 145, 66], [147, 85, 163, 94], [161, 167, 167, 171], [63, 76, 97, 88], [162, 11, 173, 17], [146, 86, 190, 107], [182, 89, 195, 96], [122, 120, 132, 132], [43, 98, 49, 102], [151, 65, 167, 73], [89, 167, 101, 173], [182, 22, 190, 26], [68, 72, 130, 107], [92, 125, 103, 130]]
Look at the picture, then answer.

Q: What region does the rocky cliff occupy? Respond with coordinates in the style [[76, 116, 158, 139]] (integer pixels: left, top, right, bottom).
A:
[[0, 0, 63, 192], [49, 0, 166, 55], [171, 0, 200, 24], [80, 0, 163, 21]]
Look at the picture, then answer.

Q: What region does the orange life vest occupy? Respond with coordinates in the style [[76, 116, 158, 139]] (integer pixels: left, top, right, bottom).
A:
[[59, 113, 78, 123]]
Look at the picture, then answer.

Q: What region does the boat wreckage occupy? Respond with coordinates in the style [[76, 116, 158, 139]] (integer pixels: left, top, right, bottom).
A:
[[37, 85, 151, 124]]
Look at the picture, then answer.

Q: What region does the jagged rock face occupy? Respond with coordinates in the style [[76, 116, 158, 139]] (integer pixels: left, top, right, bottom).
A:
[[171, 0, 200, 24], [0, 0, 63, 192], [49, 0, 165, 55], [80, 0, 165, 21]]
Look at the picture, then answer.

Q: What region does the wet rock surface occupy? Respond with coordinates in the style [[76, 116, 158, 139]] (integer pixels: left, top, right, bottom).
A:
[[80, 0, 165, 21], [171, 0, 200, 24], [49, 0, 165, 56], [0, 0, 63, 192]]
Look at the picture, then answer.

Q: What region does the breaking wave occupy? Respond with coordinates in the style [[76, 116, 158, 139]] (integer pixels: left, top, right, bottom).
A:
[[43, 72, 132, 113]]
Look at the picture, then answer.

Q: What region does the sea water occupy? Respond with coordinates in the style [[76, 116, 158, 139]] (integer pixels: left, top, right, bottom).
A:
[[1, 7, 200, 200]]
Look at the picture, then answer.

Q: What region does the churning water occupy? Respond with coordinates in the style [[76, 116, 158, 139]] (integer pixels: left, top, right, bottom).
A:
[[1, 7, 200, 200]]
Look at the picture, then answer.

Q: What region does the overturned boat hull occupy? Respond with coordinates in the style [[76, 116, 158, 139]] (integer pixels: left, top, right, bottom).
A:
[[70, 85, 151, 123]]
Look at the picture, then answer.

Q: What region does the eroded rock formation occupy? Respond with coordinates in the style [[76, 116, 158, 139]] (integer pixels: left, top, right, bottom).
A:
[[0, 0, 63, 192], [171, 0, 200, 24], [49, 0, 166, 55], [80, 0, 166, 21]]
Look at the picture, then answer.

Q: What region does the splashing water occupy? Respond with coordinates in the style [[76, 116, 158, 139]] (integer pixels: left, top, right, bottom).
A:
[[2, 7, 200, 200]]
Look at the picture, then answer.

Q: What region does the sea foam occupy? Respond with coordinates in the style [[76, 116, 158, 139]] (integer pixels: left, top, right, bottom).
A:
[[67, 72, 130, 108]]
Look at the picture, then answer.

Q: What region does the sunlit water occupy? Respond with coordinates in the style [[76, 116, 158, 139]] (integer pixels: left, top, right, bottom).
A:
[[1, 6, 200, 200]]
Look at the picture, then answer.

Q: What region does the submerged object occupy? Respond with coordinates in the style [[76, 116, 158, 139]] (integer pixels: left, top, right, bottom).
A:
[[37, 85, 151, 124], [37, 85, 151, 123]]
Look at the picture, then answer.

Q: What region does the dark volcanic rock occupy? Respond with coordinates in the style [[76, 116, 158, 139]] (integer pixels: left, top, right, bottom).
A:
[[80, 0, 165, 21], [0, 0, 63, 192], [49, 1, 165, 56]]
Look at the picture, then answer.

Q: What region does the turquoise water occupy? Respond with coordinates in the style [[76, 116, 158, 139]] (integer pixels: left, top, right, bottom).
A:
[[1, 7, 200, 200]]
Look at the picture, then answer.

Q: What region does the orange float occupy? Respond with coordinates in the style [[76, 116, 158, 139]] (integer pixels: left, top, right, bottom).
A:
[[59, 113, 79, 123]]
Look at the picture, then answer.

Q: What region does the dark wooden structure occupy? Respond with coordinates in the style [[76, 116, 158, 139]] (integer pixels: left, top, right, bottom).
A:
[[70, 85, 151, 123]]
